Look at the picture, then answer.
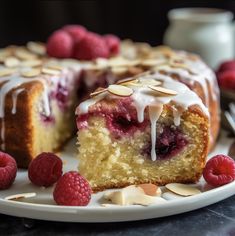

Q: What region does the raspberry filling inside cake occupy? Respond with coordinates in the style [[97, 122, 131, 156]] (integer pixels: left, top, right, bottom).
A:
[[143, 126, 188, 160]]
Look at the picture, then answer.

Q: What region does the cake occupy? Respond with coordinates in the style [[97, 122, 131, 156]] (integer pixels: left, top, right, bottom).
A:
[[0, 40, 220, 168], [0, 43, 83, 167], [76, 73, 210, 191]]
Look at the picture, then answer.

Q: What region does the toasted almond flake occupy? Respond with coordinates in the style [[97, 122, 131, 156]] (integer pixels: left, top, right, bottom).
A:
[[108, 57, 140, 67], [15, 48, 37, 60], [90, 87, 107, 97], [20, 59, 42, 67], [140, 79, 162, 86], [21, 68, 41, 78], [111, 67, 128, 75], [140, 59, 166, 67], [138, 184, 162, 196], [104, 185, 166, 206], [5, 192, 36, 200], [42, 67, 61, 75], [148, 85, 177, 96], [108, 85, 133, 97], [4, 57, 20, 67], [165, 183, 201, 196], [0, 68, 16, 77], [46, 64, 63, 71], [27, 41, 46, 56], [116, 77, 138, 85], [0, 49, 12, 62]]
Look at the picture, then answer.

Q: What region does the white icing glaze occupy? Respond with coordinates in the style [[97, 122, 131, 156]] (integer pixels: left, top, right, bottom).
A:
[[149, 105, 163, 161], [77, 72, 209, 161], [11, 88, 24, 114]]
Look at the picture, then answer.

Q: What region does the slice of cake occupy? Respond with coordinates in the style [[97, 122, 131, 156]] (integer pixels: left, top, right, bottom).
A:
[[76, 72, 210, 191]]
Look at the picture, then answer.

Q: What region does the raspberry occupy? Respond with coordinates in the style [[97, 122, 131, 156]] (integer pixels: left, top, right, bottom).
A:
[[0, 151, 17, 189], [217, 70, 235, 90], [217, 60, 235, 74], [203, 154, 235, 187], [46, 30, 73, 58], [28, 152, 63, 187], [63, 25, 87, 43], [53, 171, 91, 206], [74, 32, 109, 60], [103, 34, 120, 55]]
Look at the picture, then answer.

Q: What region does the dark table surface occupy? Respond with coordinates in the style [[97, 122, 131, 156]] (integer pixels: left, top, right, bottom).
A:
[[1, 194, 235, 236]]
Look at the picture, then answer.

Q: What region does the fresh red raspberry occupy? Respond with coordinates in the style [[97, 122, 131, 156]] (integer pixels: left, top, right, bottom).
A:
[[46, 30, 74, 58], [28, 152, 63, 187], [103, 34, 120, 55], [53, 171, 91, 206], [217, 70, 235, 90], [73, 32, 109, 60], [0, 151, 17, 189], [203, 154, 235, 187], [63, 25, 87, 43], [217, 60, 235, 74]]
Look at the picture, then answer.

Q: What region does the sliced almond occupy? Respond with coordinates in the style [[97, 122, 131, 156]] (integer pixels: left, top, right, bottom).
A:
[[148, 85, 177, 96], [108, 84, 133, 97], [116, 77, 138, 85], [90, 87, 107, 97], [165, 183, 201, 196], [27, 41, 46, 56], [108, 57, 140, 67], [140, 79, 162, 86], [5, 192, 36, 200], [15, 48, 37, 60], [42, 67, 61, 76], [104, 185, 166, 206], [140, 59, 166, 67], [46, 64, 63, 71], [138, 183, 161, 196], [20, 59, 42, 68], [4, 57, 20, 67], [0, 68, 16, 77], [111, 67, 128, 75], [21, 68, 41, 78], [0, 49, 12, 62]]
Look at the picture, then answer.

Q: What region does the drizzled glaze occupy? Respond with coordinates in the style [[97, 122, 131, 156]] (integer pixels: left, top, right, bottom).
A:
[[76, 72, 209, 161], [0, 57, 84, 150]]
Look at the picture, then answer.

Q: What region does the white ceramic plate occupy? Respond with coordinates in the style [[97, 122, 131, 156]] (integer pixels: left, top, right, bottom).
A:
[[0, 130, 234, 222]]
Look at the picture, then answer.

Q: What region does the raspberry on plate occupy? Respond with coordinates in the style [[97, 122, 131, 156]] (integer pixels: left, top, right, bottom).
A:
[[53, 171, 91, 206], [217, 60, 235, 74], [217, 70, 235, 90], [46, 30, 74, 58], [28, 152, 63, 187], [103, 34, 120, 55], [0, 151, 17, 190], [63, 25, 87, 43], [203, 154, 235, 187], [74, 32, 109, 60]]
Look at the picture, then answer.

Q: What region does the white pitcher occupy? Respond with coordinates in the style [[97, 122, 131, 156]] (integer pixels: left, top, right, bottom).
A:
[[163, 8, 234, 69]]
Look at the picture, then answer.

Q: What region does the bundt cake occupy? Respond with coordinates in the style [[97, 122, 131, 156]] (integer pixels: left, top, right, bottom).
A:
[[0, 40, 220, 169], [76, 73, 210, 191]]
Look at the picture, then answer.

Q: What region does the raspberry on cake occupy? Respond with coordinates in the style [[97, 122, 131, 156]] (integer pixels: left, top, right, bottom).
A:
[[76, 72, 210, 191]]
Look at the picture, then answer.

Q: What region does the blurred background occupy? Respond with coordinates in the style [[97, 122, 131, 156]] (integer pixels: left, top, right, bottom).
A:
[[0, 0, 235, 47]]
